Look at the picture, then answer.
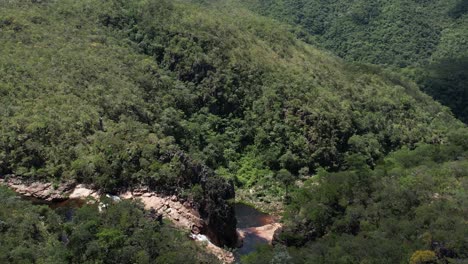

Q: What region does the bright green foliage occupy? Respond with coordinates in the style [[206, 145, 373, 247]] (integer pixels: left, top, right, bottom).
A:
[[410, 250, 437, 264], [0, 187, 219, 264], [247, 128, 468, 263], [233, 154, 274, 187]]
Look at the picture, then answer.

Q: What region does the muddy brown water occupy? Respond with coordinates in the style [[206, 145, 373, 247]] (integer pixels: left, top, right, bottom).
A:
[[235, 203, 276, 256], [24, 197, 86, 209], [235, 203, 275, 228], [20, 196, 86, 220]]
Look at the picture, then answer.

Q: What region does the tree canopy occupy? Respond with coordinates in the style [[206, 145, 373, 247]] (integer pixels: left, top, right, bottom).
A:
[[243, 128, 468, 263], [0, 0, 461, 195], [0, 187, 220, 264], [0, 0, 466, 262], [241, 0, 468, 122]]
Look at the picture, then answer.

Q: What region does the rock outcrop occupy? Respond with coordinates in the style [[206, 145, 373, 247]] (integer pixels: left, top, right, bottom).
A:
[[198, 176, 238, 248], [0, 176, 74, 201], [69, 185, 100, 200], [121, 190, 205, 234], [123, 189, 235, 263]]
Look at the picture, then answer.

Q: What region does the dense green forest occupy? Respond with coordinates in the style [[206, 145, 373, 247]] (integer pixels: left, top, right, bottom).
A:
[[241, 0, 468, 123], [0, 0, 461, 195], [0, 0, 466, 263], [243, 128, 468, 263], [0, 187, 219, 263]]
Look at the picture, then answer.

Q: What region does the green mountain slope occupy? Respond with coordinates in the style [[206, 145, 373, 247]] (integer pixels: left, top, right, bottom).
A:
[[241, 0, 468, 123], [242, 0, 465, 66], [0, 0, 461, 195], [0, 0, 466, 262]]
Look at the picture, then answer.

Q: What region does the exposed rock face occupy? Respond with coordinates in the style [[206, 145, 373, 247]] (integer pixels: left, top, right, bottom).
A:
[[125, 190, 235, 263], [204, 240, 235, 263], [69, 184, 100, 200], [0, 176, 74, 201], [122, 190, 205, 233]]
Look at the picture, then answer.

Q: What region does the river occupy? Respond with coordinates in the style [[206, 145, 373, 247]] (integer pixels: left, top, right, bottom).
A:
[[235, 203, 277, 256]]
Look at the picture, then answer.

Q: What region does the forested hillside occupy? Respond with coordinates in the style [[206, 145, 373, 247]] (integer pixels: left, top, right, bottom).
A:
[[0, 0, 466, 263], [242, 0, 468, 122], [0, 0, 460, 194], [243, 128, 468, 264]]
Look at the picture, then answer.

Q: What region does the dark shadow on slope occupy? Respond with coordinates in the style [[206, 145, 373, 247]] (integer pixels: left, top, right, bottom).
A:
[[449, 0, 468, 19], [419, 57, 468, 123]]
